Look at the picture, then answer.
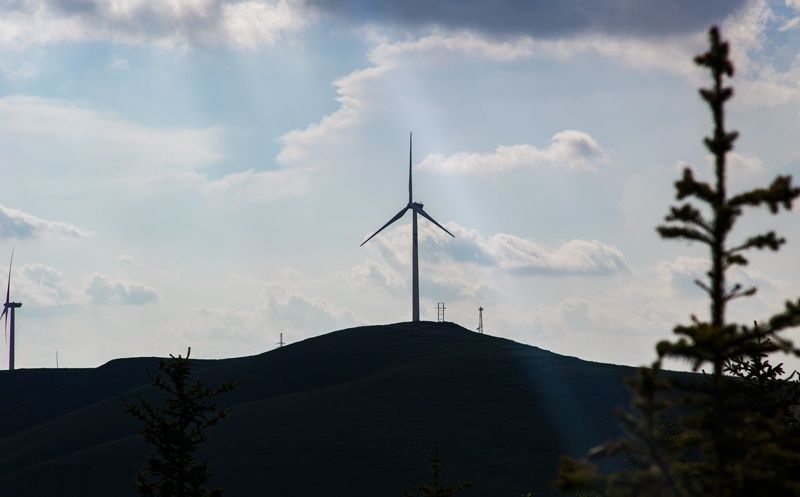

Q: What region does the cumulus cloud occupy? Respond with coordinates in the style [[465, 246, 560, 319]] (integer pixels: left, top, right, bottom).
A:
[[15, 263, 78, 307], [417, 130, 607, 175], [183, 306, 256, 342], [181, 283, 359, 354], [260, 284, 357, 331], [368, 221, 627, 276], [0, 204, 90, 240], [345, 258, 405, 295], [85, 273, 160, 305], [308, 0, 746, 38], [276, 32, 535, 165], [725, 152, 764, 174], [0, 0, 311, 50], [278, 0, 797, 171]]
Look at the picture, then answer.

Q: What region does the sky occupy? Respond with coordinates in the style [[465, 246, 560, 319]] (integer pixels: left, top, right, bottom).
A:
[[2, 0, 800, 369]]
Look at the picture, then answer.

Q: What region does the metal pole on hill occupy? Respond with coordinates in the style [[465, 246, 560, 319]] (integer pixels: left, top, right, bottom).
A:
[[436, 302, 447, 322]]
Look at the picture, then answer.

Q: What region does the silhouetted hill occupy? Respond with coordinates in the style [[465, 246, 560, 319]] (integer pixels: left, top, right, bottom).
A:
[[0, 322, 639, 497]]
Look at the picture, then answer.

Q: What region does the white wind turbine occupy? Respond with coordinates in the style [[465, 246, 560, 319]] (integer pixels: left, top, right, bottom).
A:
[[1, 247, 22, 371], [360, 133, 454, 322]]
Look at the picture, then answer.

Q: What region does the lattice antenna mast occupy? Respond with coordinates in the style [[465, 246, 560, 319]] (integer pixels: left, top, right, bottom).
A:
[[436, 302, 447, 322], [477, 306, 484, 334], [277, 333, 285, 348]]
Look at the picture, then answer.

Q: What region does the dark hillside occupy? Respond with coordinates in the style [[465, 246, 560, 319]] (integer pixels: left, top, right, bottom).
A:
[[0, 322, 638, 497]]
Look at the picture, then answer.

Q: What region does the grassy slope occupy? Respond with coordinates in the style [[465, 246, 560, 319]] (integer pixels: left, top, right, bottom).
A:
[[0, 322, 636, 497]]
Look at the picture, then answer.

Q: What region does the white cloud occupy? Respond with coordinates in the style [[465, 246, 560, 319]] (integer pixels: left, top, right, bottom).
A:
[[0, 0, 311, 50], [183, 306, 256, 342], [779, 16, 800, 30], [725, 151, 764, 174], [368, 221, 627, 276], [277, 32, 535, 165], [719, 1, 800, 108], [369, 31, 535, 63], [417, 130, 607, 175], [0, 96, 308, 201], [0, 204, 90, 240], [345, 258, 405, 295], [261, 284, 358, 332], [491, 236, 627, 276], [108, 57, 130, 70], [85, 273, 160, 305], [117, 254, 136, 266], [529, 33, 704, 81], [180, 283, 359, 354], [0, 96, 223, 181], [201, 167, 311, 202], [221, 1, 312, 48], [15, 263, 78, 308]]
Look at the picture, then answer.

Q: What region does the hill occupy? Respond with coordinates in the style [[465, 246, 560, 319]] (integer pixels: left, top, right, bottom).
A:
[[0, 322, 638, 497]]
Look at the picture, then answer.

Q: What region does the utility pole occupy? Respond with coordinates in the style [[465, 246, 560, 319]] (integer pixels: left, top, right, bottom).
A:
[[56, 350, 59, 369], [477, 306, 484, 334]]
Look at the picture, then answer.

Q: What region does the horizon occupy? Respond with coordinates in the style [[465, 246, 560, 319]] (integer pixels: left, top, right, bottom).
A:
[[2, 0, 800, 370]]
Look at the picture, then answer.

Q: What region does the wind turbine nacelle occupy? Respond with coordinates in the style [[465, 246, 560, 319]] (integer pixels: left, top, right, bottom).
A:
[[409, 202, 424, 210]]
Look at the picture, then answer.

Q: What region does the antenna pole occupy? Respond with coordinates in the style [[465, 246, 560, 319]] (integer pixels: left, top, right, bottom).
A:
[[477, 306, 484, 334], [56, 350, 59, 369]]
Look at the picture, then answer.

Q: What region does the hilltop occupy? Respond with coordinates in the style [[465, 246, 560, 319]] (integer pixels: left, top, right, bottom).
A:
[[0, 322, 636, 497]]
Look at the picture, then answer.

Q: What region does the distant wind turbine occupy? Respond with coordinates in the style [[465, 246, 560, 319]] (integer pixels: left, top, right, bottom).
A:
[[360, 133, 454, 322], [1, 247, 21, 371]]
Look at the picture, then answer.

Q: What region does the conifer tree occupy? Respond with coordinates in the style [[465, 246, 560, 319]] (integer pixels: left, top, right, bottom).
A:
[[122, 348, 236, 497], [403, 449, 472, 497], [556, 26, 800, 497]]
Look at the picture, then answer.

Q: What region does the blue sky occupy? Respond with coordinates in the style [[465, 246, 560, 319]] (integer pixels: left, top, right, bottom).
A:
[[2, 0, 800, 369]]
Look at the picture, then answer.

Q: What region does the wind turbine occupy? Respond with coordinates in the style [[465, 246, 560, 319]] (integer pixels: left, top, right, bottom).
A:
[[1, 247, 21, 371], [360, 133, 454, 322]]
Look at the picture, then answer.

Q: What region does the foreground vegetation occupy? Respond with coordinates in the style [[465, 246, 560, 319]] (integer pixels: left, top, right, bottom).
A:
[[557, 26, 800, 497]]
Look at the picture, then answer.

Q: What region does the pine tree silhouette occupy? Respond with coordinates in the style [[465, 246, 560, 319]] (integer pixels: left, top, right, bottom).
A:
[[557, 26, 800, 497], [403, 449, 472, 497], [122, 348, 236, 497]]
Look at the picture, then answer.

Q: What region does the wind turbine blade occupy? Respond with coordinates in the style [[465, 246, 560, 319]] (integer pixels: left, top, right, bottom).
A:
[[417, 208, 455, 238], [408, 132, 413, 204], [360, 206, 409, 246], [4, 246, 13, 306], [1, 307, 6, 346]]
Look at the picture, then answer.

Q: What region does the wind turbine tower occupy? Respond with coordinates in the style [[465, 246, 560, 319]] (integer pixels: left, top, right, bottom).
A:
[[361, 133, 455, 322], [1, 248, 22, 371]]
